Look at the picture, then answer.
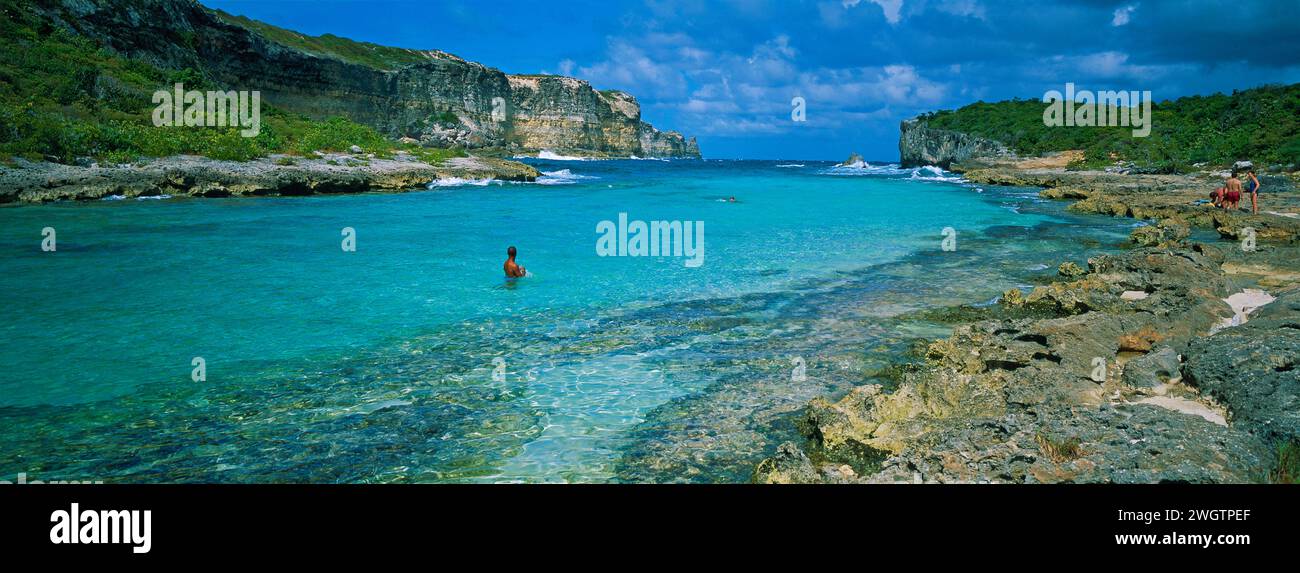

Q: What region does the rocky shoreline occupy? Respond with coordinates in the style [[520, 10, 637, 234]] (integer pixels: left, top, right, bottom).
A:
[[0, 153, 541, 203], [755, 158, 1300, 484]]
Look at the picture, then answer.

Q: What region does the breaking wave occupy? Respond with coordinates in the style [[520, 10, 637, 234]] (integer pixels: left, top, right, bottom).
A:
[[427, 177, 497, 188], [537, 169, 598, 185], [820, 162, 966, 183]]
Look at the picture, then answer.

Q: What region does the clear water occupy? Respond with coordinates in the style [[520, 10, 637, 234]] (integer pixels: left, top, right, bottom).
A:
[[0, 159, 1138, 482]]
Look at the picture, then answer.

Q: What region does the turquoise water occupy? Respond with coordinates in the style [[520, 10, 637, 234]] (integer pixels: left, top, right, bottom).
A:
[[0, 160, 1138, 482]]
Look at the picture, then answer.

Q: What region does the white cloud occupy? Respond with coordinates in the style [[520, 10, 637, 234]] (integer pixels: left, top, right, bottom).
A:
[[842, 0, 904, 24], [577, 41, 689, 99], [1112, 3, 1138, 26], [797, 65, 947, 107], [571, 28, 950, 138], [1032, 50, 1185, 83], [936, 0, 986, 20]]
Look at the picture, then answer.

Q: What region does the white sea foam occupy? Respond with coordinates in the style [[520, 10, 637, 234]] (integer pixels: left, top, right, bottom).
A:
[[136, 195, 172, 200], [428, 177, 496, 188], [776, 164, 805, 168], [908, 165, 965, 183], [822, 161, 906, 175], [536, 169, 597, 185], [102, 195, 126, 201], [820, 162, 966, 184], [535, 150, 590, 161]]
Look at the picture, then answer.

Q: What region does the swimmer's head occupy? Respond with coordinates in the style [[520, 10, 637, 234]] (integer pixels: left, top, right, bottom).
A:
[[507, 246, 517, 258]]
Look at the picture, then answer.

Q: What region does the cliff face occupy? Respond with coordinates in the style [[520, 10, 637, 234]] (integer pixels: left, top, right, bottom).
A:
[[898, 118, 1007, 167], [41, 0, 700, 158], [505, 76, 697, 157]]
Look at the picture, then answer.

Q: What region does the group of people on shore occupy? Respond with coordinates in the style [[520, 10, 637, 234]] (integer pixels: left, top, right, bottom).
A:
[[1212, 169, 1263, 214]]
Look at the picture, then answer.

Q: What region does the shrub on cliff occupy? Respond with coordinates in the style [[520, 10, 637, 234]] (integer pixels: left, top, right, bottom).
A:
[[918, 84, 1300, 170], [0, 0, 449, 165]]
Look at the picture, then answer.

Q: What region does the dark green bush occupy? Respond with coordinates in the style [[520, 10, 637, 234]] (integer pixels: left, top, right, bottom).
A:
[[921, 84, 1300, 169], [0, 0, 458, 166]]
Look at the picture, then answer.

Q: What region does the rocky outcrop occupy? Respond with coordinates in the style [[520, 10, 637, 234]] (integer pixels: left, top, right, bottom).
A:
[[34, 0, 699, 158], [757, 135, 1300, 484], [1184, 287, 1300, 445], [506, 77, 698, 157], [898, 119, 1008, 168], [958, 165, 1300, 244], [755, 242, 1298, 484], [0, 153, 540, 202], [838, 152, 865, 167]]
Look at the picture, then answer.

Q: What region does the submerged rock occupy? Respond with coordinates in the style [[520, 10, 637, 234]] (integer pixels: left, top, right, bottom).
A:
[[752, 443, 821, 484]]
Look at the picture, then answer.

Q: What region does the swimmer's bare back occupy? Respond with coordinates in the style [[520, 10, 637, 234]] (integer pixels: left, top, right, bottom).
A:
[[503, 245, 526, 278], [504, 260, 526, 278]]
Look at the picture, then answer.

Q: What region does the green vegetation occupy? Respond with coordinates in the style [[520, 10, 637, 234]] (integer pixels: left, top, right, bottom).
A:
[[207, 9, 434, 71], [0, 0, 463, 165], [918, 84, 1300, 172], [1270, 440, 1300, 484], [431, 110, 460, 126]]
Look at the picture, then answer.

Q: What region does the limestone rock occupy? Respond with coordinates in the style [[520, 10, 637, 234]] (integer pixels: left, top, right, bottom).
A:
[[1058, 261, 1086, 278], [757, 245, 1285, 484], [898, 119, 1009, 168], [1121, 346, 1182, 389], [27, 0, 700, 159], [751, 443, 822, 484], [1130, 225, 1163, 247], [1185, 288, 1300, 445]]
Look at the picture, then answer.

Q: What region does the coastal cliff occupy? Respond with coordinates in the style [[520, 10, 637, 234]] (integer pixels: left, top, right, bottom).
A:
[[898, 118, 1008, 168], [33, 0, 699, 158]]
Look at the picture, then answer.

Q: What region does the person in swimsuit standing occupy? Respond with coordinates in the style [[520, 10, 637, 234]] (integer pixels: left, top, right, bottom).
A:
[[1246, 169, 1262, 214]]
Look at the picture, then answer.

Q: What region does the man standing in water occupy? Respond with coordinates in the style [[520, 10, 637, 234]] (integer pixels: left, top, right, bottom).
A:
[[503, 246, 527, 278]]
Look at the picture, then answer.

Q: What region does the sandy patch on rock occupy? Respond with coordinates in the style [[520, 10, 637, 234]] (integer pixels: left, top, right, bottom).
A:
[[1135, 395, 1227, 426], [1220, 289, 1276, 327]]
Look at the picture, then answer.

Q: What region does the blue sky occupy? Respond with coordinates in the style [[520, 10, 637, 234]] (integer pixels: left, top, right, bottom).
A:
[[204, 0, 1300, 160]]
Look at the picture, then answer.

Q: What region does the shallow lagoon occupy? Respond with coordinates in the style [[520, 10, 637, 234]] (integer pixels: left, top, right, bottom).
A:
[[0, 159, 1139, 482]]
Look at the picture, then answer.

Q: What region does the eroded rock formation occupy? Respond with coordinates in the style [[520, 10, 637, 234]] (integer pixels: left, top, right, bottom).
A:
[[898, 118, 1008, 168], [35, 0, 699, 158]]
